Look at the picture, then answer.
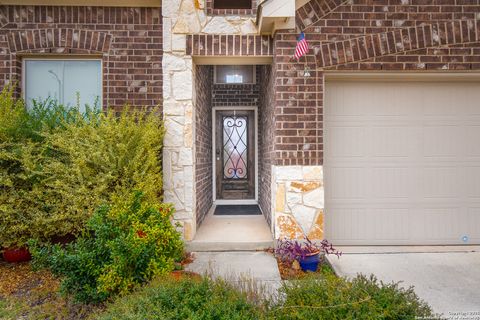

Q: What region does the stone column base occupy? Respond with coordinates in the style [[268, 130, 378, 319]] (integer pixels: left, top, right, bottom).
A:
[[272, 165, 325, 240]]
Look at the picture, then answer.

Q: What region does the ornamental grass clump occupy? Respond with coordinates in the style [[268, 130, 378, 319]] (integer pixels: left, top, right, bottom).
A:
[[30, 191, 184, 303], [269, 273, 435, 320], [0, 86, 165, 249]]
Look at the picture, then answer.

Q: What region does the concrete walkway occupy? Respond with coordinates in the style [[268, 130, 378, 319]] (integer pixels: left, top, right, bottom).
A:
[[328, 248, 480, 317], [186, 251, 282, 297]]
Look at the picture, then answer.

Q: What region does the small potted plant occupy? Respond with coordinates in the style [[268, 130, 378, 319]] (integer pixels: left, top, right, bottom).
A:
[[275, 238, 341, 272]]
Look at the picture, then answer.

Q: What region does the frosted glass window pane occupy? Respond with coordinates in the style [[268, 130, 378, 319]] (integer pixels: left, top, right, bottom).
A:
[[24, 60, 102, 112], [216, 65, 254, 84]]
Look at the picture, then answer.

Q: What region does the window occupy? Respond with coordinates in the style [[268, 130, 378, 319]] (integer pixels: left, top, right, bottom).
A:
[[215, 66, 255, 84], [24, 59, 102, 112], [214, 0, 252, 9]]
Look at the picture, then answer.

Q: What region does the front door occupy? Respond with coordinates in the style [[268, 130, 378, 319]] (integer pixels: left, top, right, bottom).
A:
[[215, 110, 255, 200]]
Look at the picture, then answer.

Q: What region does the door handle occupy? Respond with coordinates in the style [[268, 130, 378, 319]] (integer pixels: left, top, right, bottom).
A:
[[216, 149, 220, 161]]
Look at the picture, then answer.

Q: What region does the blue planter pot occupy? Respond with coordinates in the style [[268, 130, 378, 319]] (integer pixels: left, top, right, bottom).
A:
[[299, 252, 321, 272]]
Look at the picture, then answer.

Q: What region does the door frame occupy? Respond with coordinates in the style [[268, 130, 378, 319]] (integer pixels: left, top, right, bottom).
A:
[[212, 106, 259, 205]]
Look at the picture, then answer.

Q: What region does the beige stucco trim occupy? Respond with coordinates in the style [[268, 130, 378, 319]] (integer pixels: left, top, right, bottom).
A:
[[324, 71, 480, 82], [193, 56, 273, 66], [0, 0, 160, 6]]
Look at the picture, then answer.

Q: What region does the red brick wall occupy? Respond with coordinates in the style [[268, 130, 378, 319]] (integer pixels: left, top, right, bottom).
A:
[[0, 5, 162, 110], [258, 64, 275, 225], [272, 0, 480, 166], [195, 65, 213, 225], [212, 67, 260, 107]]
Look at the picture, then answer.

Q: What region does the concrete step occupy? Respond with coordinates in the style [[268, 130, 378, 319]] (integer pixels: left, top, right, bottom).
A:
[[186, 240, 274, 252]]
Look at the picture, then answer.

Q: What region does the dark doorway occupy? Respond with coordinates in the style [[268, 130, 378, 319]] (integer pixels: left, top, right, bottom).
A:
[[214, 0, 252, 9], [215, 109, 255, 200]]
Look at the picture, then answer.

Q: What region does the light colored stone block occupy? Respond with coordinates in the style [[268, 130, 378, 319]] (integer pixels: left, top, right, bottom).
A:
[[307, 209, 324, 240], [302, 166, 323, 181], [163, 100, 184, 116], [164, 118, 184, 147], [172, 70, 193, 100], [291, 205, 318, 235], [163, 53, 187, 71], [287, 181, 321, 193], [163, 17, 172, 52], [178, 147, 193, 166], [162, 0, 181, 17], [183, 219, 195, 241], [286, 191, 302, 208], [240, 19, 258, 34], [183, 165, 194, 183], [163, 73, 172, 100], [275, 166, 303, 180], [173, 14, 201, 34], [202, 16, 239, 34], [275, 213, 305, 240], [275, 183, 285, 212], [173, 170, 185, 190], [184, 180, 194, 209], [165, 190, 185, 211], [163, 149, 173, 189], [172, 34, 187, 51], [303, 187, 324, 209]]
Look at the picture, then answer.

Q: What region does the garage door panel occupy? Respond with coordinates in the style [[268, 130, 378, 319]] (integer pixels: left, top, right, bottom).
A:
[[467, 167, 480, 199], [327, 207, 410, 243], [466, 126, 480, 156], [423, 126, 465, 157], [326, 167, 367, 200], [325, 79, 480, 245], [326, 126, 366, 158], [370, 167, 410, 198], [422, 167, 463, 198], [369, 126, 413, 158]]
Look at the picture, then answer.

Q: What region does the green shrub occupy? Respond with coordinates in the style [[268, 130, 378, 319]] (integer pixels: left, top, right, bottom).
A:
[[96, 276, 265, 320], [270, 273, 434, 320], [0, 87, 164, 248], [30, 191, 184, 303]]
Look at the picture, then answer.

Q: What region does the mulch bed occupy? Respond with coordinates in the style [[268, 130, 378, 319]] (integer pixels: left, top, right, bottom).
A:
[[0, 251, 198, 319], [0, 259, 98, 320]]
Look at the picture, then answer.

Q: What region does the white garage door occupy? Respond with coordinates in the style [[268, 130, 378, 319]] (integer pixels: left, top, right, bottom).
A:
[[324, 77, 480, 245]]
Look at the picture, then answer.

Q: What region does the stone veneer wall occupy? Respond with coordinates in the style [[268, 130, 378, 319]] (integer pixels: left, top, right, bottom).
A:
[[258, 65, 275, 227], [273, 166, 324, 240], [0, 5, 162, 110], [194, 65, 213, 225]]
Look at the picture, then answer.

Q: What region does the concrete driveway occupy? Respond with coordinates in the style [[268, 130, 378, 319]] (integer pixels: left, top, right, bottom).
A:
[[327, 247, 480, 318]]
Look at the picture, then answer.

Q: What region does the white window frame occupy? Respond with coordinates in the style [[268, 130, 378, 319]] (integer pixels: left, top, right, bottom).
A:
[[22, 56, 104, 109], [214, 65, 256, 85]]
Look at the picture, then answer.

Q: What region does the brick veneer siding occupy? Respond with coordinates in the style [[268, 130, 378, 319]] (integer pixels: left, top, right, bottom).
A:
[[272, 31, 322, 166], [258, 64, 275, 225], [212, 67, 260, 107], [0, 5, 162, 109], [186, 34, 273, 56], [270, 0, 480, 166], [195, 65, 213, 225]]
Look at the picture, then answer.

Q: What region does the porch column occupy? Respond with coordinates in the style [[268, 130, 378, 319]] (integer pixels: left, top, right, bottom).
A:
[[162, 0, 196, 240]]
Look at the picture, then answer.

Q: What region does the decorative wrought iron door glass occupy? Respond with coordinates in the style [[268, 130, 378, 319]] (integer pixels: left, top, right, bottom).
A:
[[223, 116, 248, 179]]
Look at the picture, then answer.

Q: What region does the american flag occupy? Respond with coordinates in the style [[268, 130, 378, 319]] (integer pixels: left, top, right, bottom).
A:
[[294, 32, 309, 60]]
